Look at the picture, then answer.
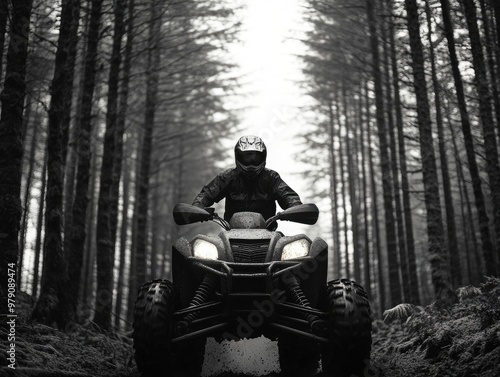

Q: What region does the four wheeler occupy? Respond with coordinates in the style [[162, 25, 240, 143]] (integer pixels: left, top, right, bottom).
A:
[[132, 203, 372, 376]]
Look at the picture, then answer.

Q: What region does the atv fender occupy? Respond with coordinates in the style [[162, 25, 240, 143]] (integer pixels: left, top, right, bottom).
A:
[[173, 237, 192, 258]]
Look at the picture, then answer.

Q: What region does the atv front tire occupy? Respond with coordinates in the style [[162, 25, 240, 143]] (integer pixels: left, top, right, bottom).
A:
[[321, 279, 372, 377], [133, 279, 175, 376]]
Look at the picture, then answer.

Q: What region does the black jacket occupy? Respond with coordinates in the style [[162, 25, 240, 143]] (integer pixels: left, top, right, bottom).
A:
[[192, 168, 302, 221]]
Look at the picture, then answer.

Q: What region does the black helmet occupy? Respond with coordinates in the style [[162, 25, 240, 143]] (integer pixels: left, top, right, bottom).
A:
[[235, 135, 267, 180]]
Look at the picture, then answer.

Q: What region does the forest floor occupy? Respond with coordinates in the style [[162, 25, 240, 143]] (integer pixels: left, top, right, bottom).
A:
[[1, 277, 500, 377]]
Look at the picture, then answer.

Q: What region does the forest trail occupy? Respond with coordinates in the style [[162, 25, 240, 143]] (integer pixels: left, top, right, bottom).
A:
[[1, 278, 499, 377]]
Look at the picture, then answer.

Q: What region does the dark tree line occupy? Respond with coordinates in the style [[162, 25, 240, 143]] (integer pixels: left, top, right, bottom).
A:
[[300, 0, 500, 314], [0, 0, 34, 312], [1, 0, 240, 330], [4, 0, 500, 331]]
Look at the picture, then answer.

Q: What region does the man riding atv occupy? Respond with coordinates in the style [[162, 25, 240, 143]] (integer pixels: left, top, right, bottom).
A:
[[192, 135, 302, 222], [132, 135, 372, 377]]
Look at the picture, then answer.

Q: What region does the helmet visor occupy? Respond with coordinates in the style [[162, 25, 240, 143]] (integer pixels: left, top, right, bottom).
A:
[[239, 151, 265, 166]]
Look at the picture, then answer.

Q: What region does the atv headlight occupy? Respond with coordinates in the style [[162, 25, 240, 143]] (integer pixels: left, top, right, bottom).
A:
[[281, 239, 311, 260], [192, 239, 218, 260]]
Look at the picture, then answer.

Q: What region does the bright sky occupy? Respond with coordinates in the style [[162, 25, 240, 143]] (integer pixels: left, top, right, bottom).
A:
[[232, 0, 308, 148]]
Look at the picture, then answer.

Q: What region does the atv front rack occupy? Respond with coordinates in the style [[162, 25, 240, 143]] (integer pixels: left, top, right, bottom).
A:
[[171, 257, 330, 345]]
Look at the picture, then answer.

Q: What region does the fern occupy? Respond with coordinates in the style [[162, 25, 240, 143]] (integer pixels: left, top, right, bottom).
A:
[[456, 286, 482, 302], [383, 303, 416, 324], [481, 276, 500, 293]]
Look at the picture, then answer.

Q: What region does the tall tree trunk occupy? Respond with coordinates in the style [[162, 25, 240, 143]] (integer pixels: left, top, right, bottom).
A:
[[381, 9, 409, 302], [424, 0, 461, 287], [439, 0, 495, 277], [111, 0, 135, 240], [19, 109, 39, 289], [150, 168, 161, 279], [114, 157, 131, 331], [127, 137, 141, 326], [446, 98, 483, 285], [32, 0, 80, 326], [20, 95, 33, 151], [479, 0, 500, 136], [456, 172, 472, 286], [359, 89, 371, 299], [81, 138, 100, 321], [67, 0, 104, 321], [127, 206, 138, 326], [328, 102, 341, 279], [366, 82, 385, 311], [366, 0, 401, 306], [461, 0, 500, 270], [94, 0, 126, 331], [0, 0, 9, 84], [60, 1, 81, 167], [448, 115, 478, 285], [388, 1, 419, 304], [491, 0, 500, 52], [63, 9, 87, 259], [112, 0, 135, 332], [404, 0, 456, 304], [134, 0, 162, 286], [335, 89, 350, 278], [0, 0, 33, 308], [33, 153, 48, 299], [344, 89, 360, 282], [112, 0, 136, 328]]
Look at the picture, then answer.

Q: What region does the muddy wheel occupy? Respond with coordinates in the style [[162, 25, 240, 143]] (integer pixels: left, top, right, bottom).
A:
[[278, 335, 319, 376], [133, 279, 175, 376], [321, 279, 372, 377]]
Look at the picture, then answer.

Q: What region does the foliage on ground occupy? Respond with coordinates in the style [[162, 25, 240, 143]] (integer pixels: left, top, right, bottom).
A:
[[0, 291, 137, 377], [373, 276, 500, 377], [1, 278, 500, 376]]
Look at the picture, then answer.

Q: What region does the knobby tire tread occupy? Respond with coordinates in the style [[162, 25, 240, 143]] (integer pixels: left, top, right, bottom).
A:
[[133, 279, 175, 376], [322, 279, 372, 377]]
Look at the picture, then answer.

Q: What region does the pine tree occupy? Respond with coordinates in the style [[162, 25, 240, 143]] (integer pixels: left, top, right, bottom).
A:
[[404, 0, 456, 304], [0, 0, 33, 308], [439, 0, 495, 277], [366, 0, 401, 306], [32, 0, 81, 327], [424, 0, 461, 286], [461, 0, 500, 272], [0, 0, 9, 83], [94, 0, 127, 331]]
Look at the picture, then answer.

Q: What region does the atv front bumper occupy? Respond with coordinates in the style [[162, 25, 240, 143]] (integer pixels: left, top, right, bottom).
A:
[[171, 254, 329, 345]]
